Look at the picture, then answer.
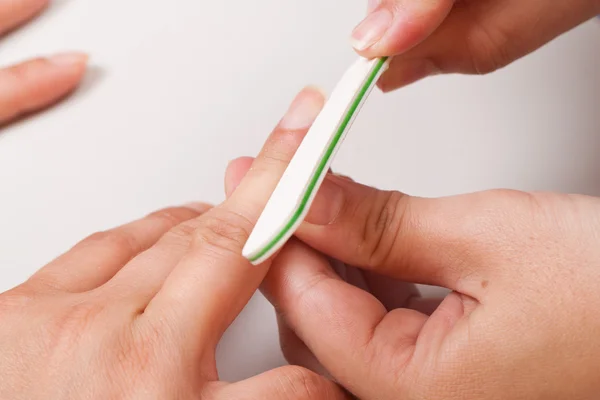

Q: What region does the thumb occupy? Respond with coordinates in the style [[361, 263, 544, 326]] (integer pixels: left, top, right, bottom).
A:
[[226, 157, 529, 299], [350, 0, 454, 57], [363, 0, 600, 91]]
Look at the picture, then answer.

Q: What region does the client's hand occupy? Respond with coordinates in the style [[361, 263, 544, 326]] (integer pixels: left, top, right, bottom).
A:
[[0, 0, 87, 126], [0, 87, 349, 399]]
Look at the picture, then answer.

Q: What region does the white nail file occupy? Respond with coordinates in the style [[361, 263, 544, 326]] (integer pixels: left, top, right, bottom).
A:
[[243, 56, 391, 265]]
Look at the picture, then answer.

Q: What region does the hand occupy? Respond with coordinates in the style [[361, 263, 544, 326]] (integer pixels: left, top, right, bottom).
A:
[[350, 0, 600, 90], [0, 0, 87, 126], [226, 155, 600, 398], [0, 87, 350, 399]]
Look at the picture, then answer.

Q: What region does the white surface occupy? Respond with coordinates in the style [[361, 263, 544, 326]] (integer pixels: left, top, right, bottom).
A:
[[0, 0, 599, 382], [244, 57, 389, 264]]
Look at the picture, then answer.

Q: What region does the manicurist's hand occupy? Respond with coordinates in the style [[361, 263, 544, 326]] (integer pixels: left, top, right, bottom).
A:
[[226, 151, 600, 400], [0, 87, 350, 400], [0, 0, 88, 126], [352, 0, 600, 90]]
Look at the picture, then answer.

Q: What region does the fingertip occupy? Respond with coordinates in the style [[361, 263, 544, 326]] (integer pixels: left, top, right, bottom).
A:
[[279, 86, 327, 131], [48, 51, 89, 67], [350, 7, 394, 54], [0, 52, 90, 124], [304, 84, 328, 101], [376, 58, 439, 92], [48, 51, 90, 83], [263, 239, 339, 307], [351, 0, 454, 57]]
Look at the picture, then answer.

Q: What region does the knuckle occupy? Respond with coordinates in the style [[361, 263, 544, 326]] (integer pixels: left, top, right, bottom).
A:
[[80, 229, 141, 255], [275, 366, 330, 400], [4, 60, 39, 82], [360, 190, 407, 268], [465, 20, 514, 75], [148, 205, 207, 226], [147, 208, 190, 226], [2, 58, 46, 92], [47, 300, 105, 348], [262, 130, 304, 163], [0, 287, 34, 315], [164, 220, 198, 246], [279, 342, 296, 366], [278, 331, 301, 367], [190, 209, 252, 255]]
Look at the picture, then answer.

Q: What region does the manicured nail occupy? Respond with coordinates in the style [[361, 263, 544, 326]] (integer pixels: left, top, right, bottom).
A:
[[279, 86, 326, 130], [49, 52, 89, 66], [351, 8, 393, 51], [305, 177, 345, 225], [367, 0, 381, 13]]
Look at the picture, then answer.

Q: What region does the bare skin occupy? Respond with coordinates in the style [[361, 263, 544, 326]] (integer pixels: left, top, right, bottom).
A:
[[222, 4, 600, 396], [350, 0, 600, 90], [2, 0, 599, 398], [0, 77, 348, 397], [0, 0, 88, 125], [227, 143, 600, 400]]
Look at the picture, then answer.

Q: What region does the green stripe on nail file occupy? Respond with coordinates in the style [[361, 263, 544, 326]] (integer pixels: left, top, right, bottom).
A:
[[243, 56, 390, 265]]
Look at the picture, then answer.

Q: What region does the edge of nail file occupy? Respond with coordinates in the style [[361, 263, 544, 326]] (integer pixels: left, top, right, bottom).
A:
[[243, 57, 390, 265]]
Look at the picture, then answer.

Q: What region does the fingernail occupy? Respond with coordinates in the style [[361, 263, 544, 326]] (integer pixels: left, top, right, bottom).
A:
[[279, 86, 326, 130], [224, 156, 254, 198], [183, 202, 211, 213], [351, 8, 393, 51], [305, 177, 345, 225], [367, 0, 381, 13], [49, 52, 89, 66], [224, 160, 241, 198]]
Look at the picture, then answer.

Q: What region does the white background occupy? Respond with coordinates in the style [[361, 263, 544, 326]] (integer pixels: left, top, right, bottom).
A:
[[0, 0, 598, 381]]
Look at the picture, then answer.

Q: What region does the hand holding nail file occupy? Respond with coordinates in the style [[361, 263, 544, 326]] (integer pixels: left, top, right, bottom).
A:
[[243, 56, 391, 265]]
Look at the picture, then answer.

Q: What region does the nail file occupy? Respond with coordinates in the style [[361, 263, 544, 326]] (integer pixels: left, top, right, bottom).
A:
[[243, 56, 391, 265]]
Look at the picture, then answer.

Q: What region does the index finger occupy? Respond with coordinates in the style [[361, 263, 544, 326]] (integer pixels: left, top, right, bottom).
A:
[[144, 87, 326, 345]]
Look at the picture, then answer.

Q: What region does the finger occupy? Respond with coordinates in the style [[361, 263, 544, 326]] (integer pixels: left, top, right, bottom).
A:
[[110, 91, 321, 301], [300, 175, 532, 298], [225, 158, 500, 297], [377, 0, 600, 91], [225, 157, 345, 228], [263, 239, 431, 399], [275, 296, 442, 375], [140, 87, 326, 347], [337, 264, 421, 311], [277, 315, 329, 375], [0, 53, 88, 125], [408, 297, 444, 315], [29, 205, 207, 293], [0, 0, 48, 35], [350, 0, 454, 56], [224, 156, 254, 198], [221, 366, 351, 400], [275, 262, 426, 375]]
